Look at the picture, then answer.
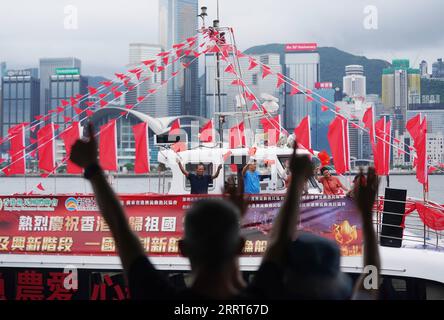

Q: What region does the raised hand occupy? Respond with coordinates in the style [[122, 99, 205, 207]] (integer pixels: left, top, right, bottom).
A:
[[353, 167, 379, 215], [70, 122, 98, 169], [224, 172, 249, 218], [288, 142, 314, 185]]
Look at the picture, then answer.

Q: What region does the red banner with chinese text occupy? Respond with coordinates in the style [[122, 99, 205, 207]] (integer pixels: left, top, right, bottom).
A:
[[0, 194, 362, 257]]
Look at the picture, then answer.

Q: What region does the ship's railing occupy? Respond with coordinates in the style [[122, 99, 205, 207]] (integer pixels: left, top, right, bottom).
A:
[[373, 197, 444, 250]]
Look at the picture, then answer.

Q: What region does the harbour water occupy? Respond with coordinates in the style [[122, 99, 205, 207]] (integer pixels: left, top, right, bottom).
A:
[[0, 174, 443, 203]]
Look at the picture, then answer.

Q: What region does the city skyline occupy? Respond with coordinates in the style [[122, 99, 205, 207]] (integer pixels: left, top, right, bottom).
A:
[[0, 0, 443, 77]]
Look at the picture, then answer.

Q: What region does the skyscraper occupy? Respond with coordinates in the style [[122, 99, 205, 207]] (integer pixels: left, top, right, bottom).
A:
[[419, 60, 428, 78], [159, 0, 199, 117], [39, 58, 81, 115], [311, 88, 335, 153], [382, 59, 420, 134], [128, 43, 168, 117], [432, 58, 444, 79], [1, 69, 40, 150], [343, 65, 366, 99], [284, 43, 320, 129]]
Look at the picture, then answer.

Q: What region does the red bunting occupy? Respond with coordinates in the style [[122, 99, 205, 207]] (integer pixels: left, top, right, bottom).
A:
[[327, 116, 350, 175], [74, 107, 83, 115], [85, 101, 95, 107], [115, 73, 126, 80], [320, 97, 328, 103], [199, 120, 214, 143], [290, 82, 300, 95], [157, 66, 165, 73], [61, 100, 70, 107], [250, 103, 259, 111], [157, 51, 170, 57], [100, 100, 108, 108], [37, 183, 45, 191], [276, 73, 285, 88], [132, 122, 150, 174], [162, 56, 169, 65], [142, 59, 156, 66], [55, 107, 65, 114], [262, 65, 272, 79], [173, 43, 185, 49], [248, 58, 258, 70], [294, 115, 311, 151], [231, 79, 245, 87], [37, 123, 56, 173], [244, 91, 256, 101], [85, 110, 94, 117], [60, 122, 83, 174], [99, 120, 118, 171], [429, 166, 438, 174], [126, 104, 134, 110], [148, 89, 157, 95], [113, 91, 123, 99], [321, 105, 329, 112], [63, 116, 72, 123], [70, 97, 78, 106], [182, 62, 191, 69], [224, 64, 236, 75], [306, 95, 314, 102], [172, 71, 179, 77], [100, 81, 113, 87], [137, 97, 145, 103], [229, 122, 246, 149], [88, 86, 98, 95]]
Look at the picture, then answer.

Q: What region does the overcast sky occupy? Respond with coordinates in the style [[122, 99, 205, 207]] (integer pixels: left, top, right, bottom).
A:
[[1, 0, 443, 77]]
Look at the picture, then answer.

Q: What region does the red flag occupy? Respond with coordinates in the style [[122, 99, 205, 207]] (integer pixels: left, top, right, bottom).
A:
[[250, 103, 259, 111], [374, 118, 391, 176], [224, 64, 236, 75], [200, 120, 214, 143], [231, 79, 245, 87], [290, 82, 300, 96], [276, 73, 285, 88], [244, 91, 256, 101], [37, 183, 45, 191], [132, 122, 150, 174], [87, 86, 98, 95], [294, 115, 311, 150], [61, 99, 69, 107], [60, 122, 83, 174], [37, 123, 55, 173], [362, 107, 375, 145], [327, 116, 350, 175], [406, 115, 428, 186], [7, 124, 26, 175], [229, 122, 246, 149], [248, 58, 258, 70], [99, 120, 118, 171], [262, 65, 272, 79], [321, 105, 329, 112], [169, 119, 181, 136], [261, 115, 281, 146], [306, 95, 314, 102], [142, 59, 156, 66]]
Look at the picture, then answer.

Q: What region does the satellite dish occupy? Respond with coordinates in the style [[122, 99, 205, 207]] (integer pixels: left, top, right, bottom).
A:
[[260, 93, 279, 113]]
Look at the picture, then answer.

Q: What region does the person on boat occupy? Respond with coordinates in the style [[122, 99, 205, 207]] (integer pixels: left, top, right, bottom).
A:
[[68, 123, 313, 300], [176, 160, 222, 195], [316, 166, 349, 195], [242, 159, 261, 194]]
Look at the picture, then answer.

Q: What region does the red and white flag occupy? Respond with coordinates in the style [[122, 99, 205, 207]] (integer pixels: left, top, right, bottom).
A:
[[133, 122, 150, 174], [327, 116, 350, 175], [99, 119, 118, 171]]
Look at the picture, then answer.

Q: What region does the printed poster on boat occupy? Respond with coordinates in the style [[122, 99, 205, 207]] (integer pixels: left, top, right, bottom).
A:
[[0, 194, 362, 257]]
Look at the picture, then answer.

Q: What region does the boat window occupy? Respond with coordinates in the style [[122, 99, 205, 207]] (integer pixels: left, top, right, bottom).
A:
[[184, 163, 214, 190]]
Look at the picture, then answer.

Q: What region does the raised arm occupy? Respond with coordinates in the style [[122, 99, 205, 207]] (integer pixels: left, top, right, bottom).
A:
[[70, 124, 144, 274], [242, 163, 250, 177], [176, 158, 189, 177], [212, 164, 223, 180], [263, 144, 313, 266], [352, 167, 381, 300]]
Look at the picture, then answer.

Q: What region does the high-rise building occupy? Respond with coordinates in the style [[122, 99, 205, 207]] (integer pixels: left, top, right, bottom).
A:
[[1, 69, 40, 150], [204, 53, 283, 128], [432, 58, 444, 79], [284, 43, 320, 129], [343, 65, 366, 99], [159, 0, 199, 117], [311, 88, 335, 153], [382, 59, 421, 134], [49, 68, 88, 125], [128, 43, 168, 117], [420, 60, 429, 78], [39, 58, 81, 115]]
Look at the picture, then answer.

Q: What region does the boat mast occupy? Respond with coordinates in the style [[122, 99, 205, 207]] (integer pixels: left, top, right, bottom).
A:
[[213, 18, 224, 146]]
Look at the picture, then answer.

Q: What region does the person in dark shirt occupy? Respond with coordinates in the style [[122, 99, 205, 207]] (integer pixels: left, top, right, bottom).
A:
[[69, 124, 313, 300], [177, 160, 222, 194]]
